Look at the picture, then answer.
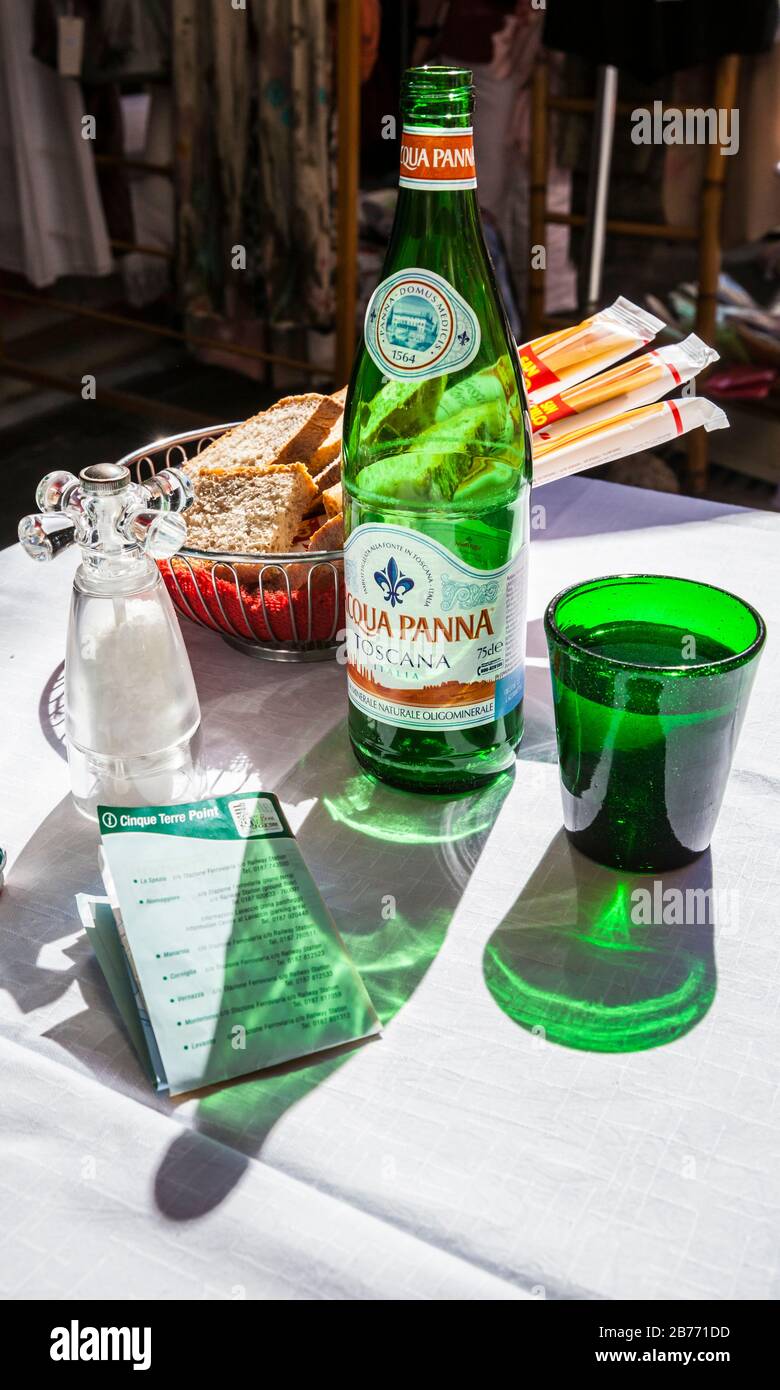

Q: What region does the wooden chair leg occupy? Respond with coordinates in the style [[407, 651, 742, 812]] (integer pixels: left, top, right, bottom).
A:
[[686, 53, 741, 494], [528, 54, 549, 340], [335, 0, 362, 387]]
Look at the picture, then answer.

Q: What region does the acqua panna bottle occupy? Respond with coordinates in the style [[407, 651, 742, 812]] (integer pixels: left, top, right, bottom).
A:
[[342, 66, 531, 793]]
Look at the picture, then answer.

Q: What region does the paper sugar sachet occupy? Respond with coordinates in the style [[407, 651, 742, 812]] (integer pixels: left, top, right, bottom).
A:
[[81, 792, 380, 1095], [529, 334, 718, 441], [532, 397, 728, 487], [518, 297, 665, 403]]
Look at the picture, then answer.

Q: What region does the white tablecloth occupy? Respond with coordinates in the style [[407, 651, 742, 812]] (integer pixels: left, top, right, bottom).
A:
[[1, 478, 778, 1301]]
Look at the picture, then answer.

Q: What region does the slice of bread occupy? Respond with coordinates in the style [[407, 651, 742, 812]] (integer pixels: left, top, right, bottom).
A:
[[308, 513, 343, 552], [308, 415, 343, 476], [292, 516, 323, 545], [185, 463, 319, 554], [186, 394, 342, 477], [330, 385, 348, 408], [304, 451, 341, 516], [313, 453, 341, 493], [322, 482, 342, 518]]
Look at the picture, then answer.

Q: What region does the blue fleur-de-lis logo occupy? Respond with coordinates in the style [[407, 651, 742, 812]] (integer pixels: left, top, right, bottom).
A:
[[457, 330, 470, 346], [374, 556, 414, 608]]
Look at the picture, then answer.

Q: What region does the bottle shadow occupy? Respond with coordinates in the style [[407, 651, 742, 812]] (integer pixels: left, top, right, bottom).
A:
[[2, 724, 511, 1221], [483, 831, 717, 1053], [153, 723, 515, 1220]]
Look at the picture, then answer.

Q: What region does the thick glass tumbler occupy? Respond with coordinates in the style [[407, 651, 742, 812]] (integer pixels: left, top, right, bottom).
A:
[[544, 574, 766, 872]]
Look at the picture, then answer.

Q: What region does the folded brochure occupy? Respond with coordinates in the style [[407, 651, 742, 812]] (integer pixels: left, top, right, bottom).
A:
[[78, 791, 381, 1095]]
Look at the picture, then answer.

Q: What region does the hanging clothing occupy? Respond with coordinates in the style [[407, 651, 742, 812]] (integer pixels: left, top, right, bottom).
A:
[[172, 0, 335, 336], [173, 0, 248, 317], [438, 1, 520, 66], [82, 81, 135, 245], [0, 0, 112, 285], [434, 6, 567, 328], [32, 0, 170, 83], [210, 0, 251, 257], [253, 0, 334, 328], [360, 0, 381, 83], [121, 86, 175, 308], [31, 0, 171, 249], [434, 5, 541, 244], [93, 0, 170, 80], [542, 0, 777, 83]]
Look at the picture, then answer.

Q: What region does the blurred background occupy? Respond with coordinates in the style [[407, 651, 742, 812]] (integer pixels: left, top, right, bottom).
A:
[[1, 0, 778, 546]]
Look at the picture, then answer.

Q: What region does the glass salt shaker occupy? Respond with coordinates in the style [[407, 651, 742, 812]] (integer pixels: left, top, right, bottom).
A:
[[19, 462, 202, 820]]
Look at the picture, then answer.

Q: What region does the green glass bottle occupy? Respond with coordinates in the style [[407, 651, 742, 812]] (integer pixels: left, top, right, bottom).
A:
[[342, 67, 531, 794]]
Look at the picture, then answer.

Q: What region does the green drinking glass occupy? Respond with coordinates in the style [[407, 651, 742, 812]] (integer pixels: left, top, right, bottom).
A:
[[544, 574, 766, 872]]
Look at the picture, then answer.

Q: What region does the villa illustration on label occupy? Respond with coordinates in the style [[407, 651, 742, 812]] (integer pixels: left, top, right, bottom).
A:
[[364, 267, 481, 382]]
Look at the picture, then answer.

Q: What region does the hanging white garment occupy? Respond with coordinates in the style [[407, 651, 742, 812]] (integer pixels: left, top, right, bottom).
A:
[[121, 87, 174, 307], [0, 0, 112, 285]]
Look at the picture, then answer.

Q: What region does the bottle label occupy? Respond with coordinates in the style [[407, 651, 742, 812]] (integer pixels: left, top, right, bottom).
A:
[[364, 267, 481, 382], [345, 523, 527, 730], [399, 125, 477, 190]]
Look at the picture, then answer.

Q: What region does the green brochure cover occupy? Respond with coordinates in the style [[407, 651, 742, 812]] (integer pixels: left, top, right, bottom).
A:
[[91, 792, 381, 1096], [77, 895, 169, 1092]]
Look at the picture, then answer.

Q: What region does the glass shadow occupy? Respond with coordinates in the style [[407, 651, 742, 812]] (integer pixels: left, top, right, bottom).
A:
[[483, 831, 716, 1053]]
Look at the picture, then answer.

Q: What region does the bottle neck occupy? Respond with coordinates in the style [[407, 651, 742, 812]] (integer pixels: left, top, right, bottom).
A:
[[399, 114, 476, 188], [393, 116, 482, 241]]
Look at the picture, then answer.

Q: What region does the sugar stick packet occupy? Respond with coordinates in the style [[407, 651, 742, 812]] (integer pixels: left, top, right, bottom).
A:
[[532, 397, 728, 487], [529, 334, 718, 440], [518, 297, 665, 404]]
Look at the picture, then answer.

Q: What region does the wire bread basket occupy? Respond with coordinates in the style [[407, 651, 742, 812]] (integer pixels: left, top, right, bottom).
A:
[[117, 425, 344, 661]]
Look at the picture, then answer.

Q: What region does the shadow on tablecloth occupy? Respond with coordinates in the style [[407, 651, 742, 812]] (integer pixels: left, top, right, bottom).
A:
[[483, 831, 717, 1053], [14, 632, 559, 1222], [152, 721, 517, 1220], [38, 661, 66, 760], [0, 738, 503, 1223]]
